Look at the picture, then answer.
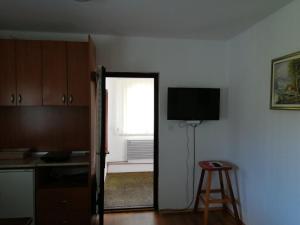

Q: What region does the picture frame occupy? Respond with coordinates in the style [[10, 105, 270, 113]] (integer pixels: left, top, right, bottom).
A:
[[270, 51, 300, 110]]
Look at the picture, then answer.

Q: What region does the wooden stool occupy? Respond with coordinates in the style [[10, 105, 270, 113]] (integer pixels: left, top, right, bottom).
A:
[[193, 161, 241, 225]]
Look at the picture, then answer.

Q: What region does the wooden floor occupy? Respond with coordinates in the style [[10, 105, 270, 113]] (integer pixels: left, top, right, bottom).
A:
[[104, 210, 238, 225]]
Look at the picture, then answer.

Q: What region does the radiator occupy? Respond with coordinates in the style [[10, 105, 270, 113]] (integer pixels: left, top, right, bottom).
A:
[[127, 139, 153, 161]]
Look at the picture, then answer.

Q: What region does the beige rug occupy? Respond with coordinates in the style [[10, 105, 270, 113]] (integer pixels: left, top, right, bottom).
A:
[[104, 172, 153, 209]]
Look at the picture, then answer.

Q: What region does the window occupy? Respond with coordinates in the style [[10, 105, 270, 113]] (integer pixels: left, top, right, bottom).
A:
[[116, 78, 154, 136]]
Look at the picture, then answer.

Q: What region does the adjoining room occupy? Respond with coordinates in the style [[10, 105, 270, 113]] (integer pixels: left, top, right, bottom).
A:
[[104, 77, 155, 210]]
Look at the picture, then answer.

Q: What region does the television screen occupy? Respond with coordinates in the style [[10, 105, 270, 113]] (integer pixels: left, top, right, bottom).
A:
[[167, 88, 220, 120]]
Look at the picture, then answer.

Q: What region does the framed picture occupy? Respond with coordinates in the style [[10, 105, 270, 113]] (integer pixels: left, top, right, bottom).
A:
[[271, 51, 300, 110]]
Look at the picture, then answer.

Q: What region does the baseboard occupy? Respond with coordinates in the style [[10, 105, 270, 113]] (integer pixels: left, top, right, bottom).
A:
[[107, 163, 153, 173], [108, 161, 153, 165], [105, 207, 154, 213], [158, 207, 223, 214]]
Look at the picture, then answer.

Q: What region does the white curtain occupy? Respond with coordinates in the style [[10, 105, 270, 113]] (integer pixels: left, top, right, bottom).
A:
[[116, 78, 154, 136]]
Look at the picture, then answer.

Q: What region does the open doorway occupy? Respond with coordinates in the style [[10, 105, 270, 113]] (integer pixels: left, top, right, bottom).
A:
[[100, 72, 159, 215], [104, 77, 154, 210]]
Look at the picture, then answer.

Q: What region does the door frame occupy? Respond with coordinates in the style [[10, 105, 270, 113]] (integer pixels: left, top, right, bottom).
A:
[[99, 70, 159, 221]]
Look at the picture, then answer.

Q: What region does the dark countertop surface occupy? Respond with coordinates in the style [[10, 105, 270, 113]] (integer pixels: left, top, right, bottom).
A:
[[0, 153, 90, 169]]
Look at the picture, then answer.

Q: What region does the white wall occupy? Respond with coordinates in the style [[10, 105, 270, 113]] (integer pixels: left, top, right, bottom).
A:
[[106, 78, 126, 162], [93, 36, 230, 209], [0, 30, 230, 209], [227, 1, 300, 224]]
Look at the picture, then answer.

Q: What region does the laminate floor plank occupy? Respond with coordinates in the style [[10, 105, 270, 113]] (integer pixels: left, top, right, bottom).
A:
[[104, 211, 238, 225]]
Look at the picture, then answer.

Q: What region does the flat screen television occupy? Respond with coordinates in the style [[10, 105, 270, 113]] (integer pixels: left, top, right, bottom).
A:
[[167, 87, 220, 120]]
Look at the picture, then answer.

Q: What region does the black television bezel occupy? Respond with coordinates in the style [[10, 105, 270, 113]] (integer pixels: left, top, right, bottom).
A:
[[167, 87, 220, 121]]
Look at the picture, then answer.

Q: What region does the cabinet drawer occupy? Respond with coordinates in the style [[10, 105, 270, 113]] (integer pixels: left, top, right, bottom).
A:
[[37, 210, 89, 225], [37, 187, 90, 211]]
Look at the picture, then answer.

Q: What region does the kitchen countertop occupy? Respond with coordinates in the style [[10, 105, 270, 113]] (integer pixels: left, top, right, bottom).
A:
[[0, 153, 90, 169]]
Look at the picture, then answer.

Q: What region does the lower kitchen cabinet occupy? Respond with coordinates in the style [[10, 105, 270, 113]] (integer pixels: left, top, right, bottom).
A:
[[36, 187, 90, 225], [35, 166, 90, 225]]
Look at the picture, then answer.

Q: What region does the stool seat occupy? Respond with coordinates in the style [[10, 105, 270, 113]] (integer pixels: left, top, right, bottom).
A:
[[194, 160, 241, 225], [199, 161, 235, 171]]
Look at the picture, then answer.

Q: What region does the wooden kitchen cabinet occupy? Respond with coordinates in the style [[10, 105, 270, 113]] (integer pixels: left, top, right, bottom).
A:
[[43, 41, 89, 106], [0, 39, 89, 107], [0, 40, 16, 106], [16, 40, 43, 106], [67, 42, 89, 106], [42, 41, 68, 106], [37, 187, 90, 225], [0, 39, 43, 106], [36, 166, 90, 225]]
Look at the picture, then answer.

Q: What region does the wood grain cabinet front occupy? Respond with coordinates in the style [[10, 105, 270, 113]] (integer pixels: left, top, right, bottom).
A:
[[43, 41, 89, 106], [36, 187, 90, 225], [0, 39, 16, 106], [0, 39, 43, 106], [42, 41, 68, 106], [0, 39, 90, 107], [16, 40, 43, 106], [36, 167, 91, 225], [67, 42, 89, 106]]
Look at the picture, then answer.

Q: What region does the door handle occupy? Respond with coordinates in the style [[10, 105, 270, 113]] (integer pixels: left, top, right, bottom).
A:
[[68, 95, 73, 104], [18, 94, 22, 104], [62, 94, 66, 104], [10, 94, 15, 104]]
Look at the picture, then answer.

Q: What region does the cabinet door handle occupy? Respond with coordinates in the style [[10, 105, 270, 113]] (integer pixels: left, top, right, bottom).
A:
[[10, 94, 15, 104], [61, 200, 68, 204], [18, 94, 22, 104], [62, 94, 66, 104], [68, 95, 73, 104]]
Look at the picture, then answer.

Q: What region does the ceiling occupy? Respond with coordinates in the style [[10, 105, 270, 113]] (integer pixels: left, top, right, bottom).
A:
[[0, 0, 293, 40]]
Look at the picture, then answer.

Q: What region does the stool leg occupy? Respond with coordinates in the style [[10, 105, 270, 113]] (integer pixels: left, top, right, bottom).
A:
[[225, 170, 240, 225], [204, 171, 212, 225], [194, 169, 205, 212], [218, 170, 226, 209]]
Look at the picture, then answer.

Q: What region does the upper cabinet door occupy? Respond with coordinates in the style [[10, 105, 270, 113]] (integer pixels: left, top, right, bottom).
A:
[[16, 40, 42, 106], [67, 42, 89, 106], [42, 41, 68, 106], [0, 40, 16, 106]]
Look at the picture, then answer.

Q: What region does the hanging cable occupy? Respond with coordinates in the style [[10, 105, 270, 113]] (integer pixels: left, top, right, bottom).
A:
[[183, 121, 203, 209], [185, 125, 190, 204]]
